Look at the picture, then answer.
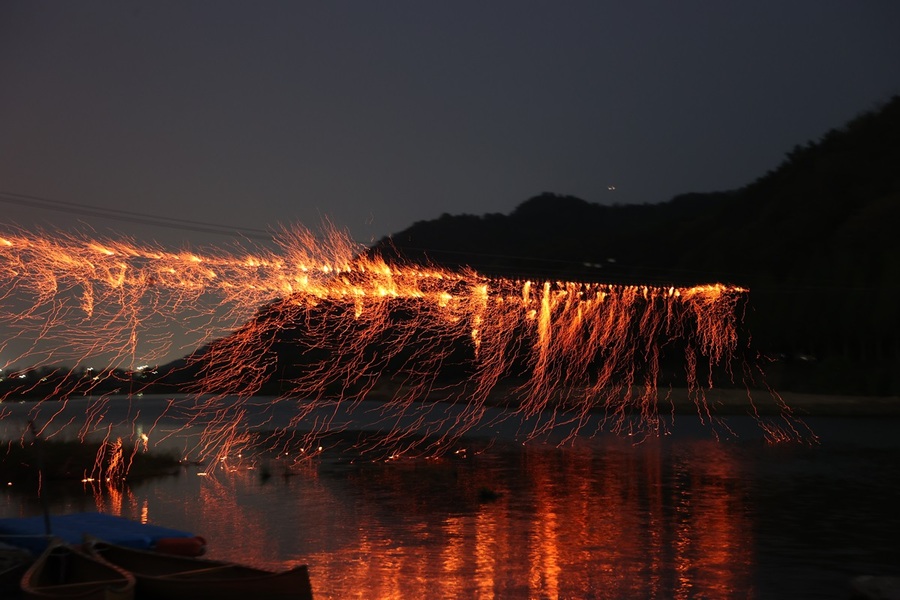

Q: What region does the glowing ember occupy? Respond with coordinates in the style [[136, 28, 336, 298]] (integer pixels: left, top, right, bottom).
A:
[[0, 224, 805, 467]]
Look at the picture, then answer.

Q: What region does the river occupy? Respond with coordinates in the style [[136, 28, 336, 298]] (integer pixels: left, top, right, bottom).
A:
[[1, 395, 899, 599]]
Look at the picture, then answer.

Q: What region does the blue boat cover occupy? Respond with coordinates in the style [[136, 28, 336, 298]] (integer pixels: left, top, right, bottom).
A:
[[0, 512, 195, 554]]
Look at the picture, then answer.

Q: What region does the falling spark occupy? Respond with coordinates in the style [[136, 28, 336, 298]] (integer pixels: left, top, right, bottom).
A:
[[0, 223, 805, 468]]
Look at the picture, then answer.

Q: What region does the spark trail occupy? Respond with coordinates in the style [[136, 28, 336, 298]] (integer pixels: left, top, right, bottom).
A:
[[0, 225, 804, 468]]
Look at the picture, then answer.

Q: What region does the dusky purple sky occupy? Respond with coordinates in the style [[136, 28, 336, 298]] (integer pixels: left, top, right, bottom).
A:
[[1, 1, 899, 250]]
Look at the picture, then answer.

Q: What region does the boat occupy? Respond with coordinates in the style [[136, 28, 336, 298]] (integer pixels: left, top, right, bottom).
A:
[[83, 537, 313, 600], [0, 513, 205, 557], [1, 541, 34, 596], [20, 538, 135, 600]]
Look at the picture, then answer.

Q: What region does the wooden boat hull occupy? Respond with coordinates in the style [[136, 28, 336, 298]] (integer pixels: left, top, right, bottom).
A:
[[85, 538, 312, 600], [1, 541, 34, 597], [21, 539, 135, 600]]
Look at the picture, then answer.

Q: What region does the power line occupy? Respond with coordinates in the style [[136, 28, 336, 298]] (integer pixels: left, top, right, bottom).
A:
[[0, 190, 274, 240]]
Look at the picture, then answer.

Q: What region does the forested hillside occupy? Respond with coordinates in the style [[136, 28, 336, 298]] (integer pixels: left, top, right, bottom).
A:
[[373, 97, 900, 394], [138, 97, 900, 399], [6, 102, 898, 402]]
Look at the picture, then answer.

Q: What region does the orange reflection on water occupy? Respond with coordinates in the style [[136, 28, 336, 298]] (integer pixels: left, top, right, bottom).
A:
[[91, 478, 136, 517], [114, 440, 755, 600], [671, 442, 755, 599]]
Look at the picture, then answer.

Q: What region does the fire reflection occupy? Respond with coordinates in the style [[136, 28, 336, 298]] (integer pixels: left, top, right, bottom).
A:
[[670, 442, 755, 599], [79, 440, 754, 599]]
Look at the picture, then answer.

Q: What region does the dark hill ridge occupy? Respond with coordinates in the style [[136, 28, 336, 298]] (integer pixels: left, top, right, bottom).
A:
[[372, 97, 900, 395], [374, 192, 739, 285], [143, 96, 899, 398], [6, 100, 897, 401], [374, 96, 900, 289]]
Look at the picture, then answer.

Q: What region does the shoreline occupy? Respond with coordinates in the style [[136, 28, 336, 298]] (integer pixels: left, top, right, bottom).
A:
[[656, 388, 900, 417], [362, 382, 900, 417], [3, 388, 898, 418]]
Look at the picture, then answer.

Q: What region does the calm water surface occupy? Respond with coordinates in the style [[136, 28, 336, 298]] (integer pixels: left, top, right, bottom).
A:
[[2, 396, 899, 599]]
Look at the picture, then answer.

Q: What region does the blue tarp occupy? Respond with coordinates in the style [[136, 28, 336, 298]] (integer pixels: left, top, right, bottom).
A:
[[0, 512, 195, 554]]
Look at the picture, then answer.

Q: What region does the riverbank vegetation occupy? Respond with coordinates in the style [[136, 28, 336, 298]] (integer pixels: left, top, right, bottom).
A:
[[0, 438, 182, 484]]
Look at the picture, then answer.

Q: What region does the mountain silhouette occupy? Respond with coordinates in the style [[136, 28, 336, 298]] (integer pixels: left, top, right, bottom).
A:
[[152, 96, 900, 397], [371, 96, 900, 395]]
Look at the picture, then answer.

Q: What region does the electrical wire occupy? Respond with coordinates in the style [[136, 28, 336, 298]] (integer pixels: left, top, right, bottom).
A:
[[0, 190, 273, 240]]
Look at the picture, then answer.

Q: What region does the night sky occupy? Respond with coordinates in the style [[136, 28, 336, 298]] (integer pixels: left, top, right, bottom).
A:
[[2, 1, 899, 249]]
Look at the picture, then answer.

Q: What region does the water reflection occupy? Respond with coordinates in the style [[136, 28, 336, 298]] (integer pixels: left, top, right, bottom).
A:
[[5, 406, 900, 599], [4, 438, 755, 599]]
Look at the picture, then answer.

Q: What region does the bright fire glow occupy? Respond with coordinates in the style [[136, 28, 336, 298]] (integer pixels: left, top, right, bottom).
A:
[[0, 224, 805, 470]]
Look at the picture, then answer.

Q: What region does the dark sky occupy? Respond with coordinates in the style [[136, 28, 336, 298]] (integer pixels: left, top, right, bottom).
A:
[[2, 1, 899, 249]]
